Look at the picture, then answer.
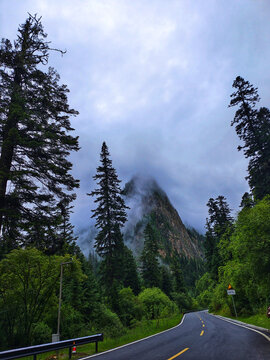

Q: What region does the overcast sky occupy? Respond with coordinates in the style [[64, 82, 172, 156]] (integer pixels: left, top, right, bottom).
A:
[[1, 0, 270, 233]]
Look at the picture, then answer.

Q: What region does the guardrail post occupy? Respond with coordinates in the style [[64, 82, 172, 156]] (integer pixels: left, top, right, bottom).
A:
[[95, 341, 98, 353], [69, 346, 72, 359], [33, 355, 37, 360]]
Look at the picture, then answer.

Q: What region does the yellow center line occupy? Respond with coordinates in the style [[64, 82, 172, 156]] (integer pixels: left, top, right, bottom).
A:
[[203, 324, 205, 327], [200, 330, 204, 336], [167, 347, 189, 360]]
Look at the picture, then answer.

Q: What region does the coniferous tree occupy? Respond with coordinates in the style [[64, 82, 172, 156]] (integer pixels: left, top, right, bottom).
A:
[[121, 245, 141, 295], [0, 15, 79, 253], [57, 198, 78, 255], [204, 196, 233, 279], [89, 142, 129, 295], [170, 251, 186, 293], [160, 265, 173, 296], [141, 222, 161, 288], [240, 192, 255, 209], [229, 76, 270, 199]]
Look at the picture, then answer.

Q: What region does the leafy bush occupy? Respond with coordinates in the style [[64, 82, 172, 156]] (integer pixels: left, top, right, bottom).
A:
[[93, 305, 125, 338], [32, 322, 51, 345], [171, 292, 192, 312], [60, 303, 85, 339], [118, 287, 143, 326], [138, 287, 177, 319]]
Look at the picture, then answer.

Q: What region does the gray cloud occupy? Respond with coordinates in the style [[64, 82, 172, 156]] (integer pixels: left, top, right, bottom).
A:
[[1, 0, 269, 234]]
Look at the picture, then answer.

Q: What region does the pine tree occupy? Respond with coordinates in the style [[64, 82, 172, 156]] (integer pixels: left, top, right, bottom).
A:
[[56, 198, 78, 255], [229, 76, 270, 199], [160, 265, 173, 296], [204, 196, 233, 279], [170, 251, 186, 293], [240, 192, 255, 209], [141, 222, 161, 288], [89, 142, 129, 292], [0, 15, 79, 253]]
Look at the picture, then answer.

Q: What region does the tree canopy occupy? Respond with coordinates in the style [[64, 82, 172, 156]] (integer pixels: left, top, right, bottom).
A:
[[0, 14, 79, 255]]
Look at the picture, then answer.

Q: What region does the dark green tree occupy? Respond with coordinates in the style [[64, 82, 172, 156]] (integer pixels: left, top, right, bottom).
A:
[[0, 14, 79, 254], [229, 76, 270, 199], [141, 223, 161, 288], [204, 196, 233, 279], [170, 251, 186, 293], [160, 265, 173, 296], [89, 142, 129, 296], [240, 192, 255, 209], [121, 245, 141, 295]]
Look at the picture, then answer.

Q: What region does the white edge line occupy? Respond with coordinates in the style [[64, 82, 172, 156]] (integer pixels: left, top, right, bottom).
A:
[[208, 313, 270, 342], [79, 314, 186, 360]]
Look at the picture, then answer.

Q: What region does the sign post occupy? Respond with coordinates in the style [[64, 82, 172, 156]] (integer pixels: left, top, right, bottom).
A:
[[227, 284, 237, 318]]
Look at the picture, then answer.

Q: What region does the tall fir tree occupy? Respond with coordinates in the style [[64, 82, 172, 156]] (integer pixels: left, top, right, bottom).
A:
[[141, 222, 161, 288], [0, 15, 79, 254], [204, 196, 233, 279], [170, 251, 186, 293], [89, 142, 129, 296], [229, 76, 270, 199]]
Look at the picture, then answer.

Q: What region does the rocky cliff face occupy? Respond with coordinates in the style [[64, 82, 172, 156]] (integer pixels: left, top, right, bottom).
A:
[[122, 176, 204, 261]]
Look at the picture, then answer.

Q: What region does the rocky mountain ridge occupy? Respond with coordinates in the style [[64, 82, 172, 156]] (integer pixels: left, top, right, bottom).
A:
[[122, 176, 204, 262]]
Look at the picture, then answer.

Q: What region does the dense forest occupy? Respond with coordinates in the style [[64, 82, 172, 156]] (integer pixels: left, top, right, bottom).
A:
[[0, 15, 269, 352], [195, 76, 270, 317]]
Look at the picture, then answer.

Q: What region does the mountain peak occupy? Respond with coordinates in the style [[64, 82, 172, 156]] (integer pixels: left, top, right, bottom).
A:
[[123, 175, 166, 200], [123, 175, 204, 260]]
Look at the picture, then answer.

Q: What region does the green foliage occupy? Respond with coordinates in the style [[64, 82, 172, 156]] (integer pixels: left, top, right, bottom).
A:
[[138, 287, 176, 320], [206, 197, 270, 315], [0, 248, 83, 348], [141, 223, 161, 288], [32, 322, 51, 345], [195, 272, 216, 308], [229, 76, 270, 199], [0, 14, 79, 254], [170, 252, 186, 293], [92, 304, 125, 338], [204, 196, 233, 279], [118, 287, 143, 327], [160, 266, 173, 296], [60, 303, 84, 339], [89, 142, 131, 303], [171, 292, 192, 312], [89, 142, 128, 258]]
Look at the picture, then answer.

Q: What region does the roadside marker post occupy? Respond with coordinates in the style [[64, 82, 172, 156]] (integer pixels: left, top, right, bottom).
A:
[[227, 284, 237, 318]]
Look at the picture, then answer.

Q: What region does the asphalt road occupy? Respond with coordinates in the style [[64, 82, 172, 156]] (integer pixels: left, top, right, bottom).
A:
[[82, 311, 270, 360]]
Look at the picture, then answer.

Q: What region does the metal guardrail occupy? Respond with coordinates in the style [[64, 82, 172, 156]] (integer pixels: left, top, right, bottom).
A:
[[0, 333, 103, 360]]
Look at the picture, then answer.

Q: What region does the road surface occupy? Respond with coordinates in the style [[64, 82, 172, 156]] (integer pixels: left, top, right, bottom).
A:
[[82, 311, 270, 360]]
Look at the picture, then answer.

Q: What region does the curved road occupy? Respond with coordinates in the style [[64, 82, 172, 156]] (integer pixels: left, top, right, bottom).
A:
[[82, 311, 270, 360]]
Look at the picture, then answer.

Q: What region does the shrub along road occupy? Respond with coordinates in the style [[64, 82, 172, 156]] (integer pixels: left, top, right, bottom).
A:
[[81, 311, 270, 360]]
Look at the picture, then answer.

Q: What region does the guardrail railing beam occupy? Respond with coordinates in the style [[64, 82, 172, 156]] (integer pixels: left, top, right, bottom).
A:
[[0, 333, 103, 360]]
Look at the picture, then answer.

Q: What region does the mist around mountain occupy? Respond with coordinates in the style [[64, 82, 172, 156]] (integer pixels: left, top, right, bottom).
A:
[[77, 175, 204, 263]]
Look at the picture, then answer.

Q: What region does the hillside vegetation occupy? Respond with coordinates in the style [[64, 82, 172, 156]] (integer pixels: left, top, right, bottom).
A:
[[195, 77, 270, 326]]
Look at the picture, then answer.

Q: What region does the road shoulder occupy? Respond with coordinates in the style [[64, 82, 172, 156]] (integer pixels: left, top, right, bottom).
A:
[[208, 313, 270, 342]]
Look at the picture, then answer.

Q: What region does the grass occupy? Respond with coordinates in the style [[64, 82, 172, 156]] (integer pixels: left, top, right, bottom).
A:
[[229, 314, 270, 330], [17, 313, 183, 360], [215, 311, 270, 330]]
